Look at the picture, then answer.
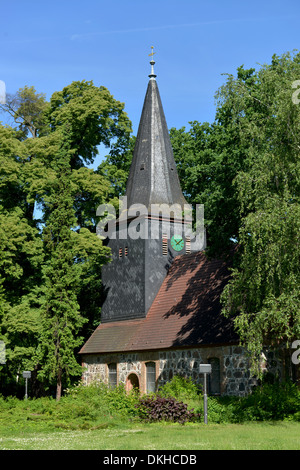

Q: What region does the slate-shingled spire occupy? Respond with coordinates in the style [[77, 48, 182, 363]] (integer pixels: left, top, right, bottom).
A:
[[125, 50, 188, 213]]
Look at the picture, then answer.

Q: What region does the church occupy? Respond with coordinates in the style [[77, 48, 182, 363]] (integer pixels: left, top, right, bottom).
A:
[[79, 55, 282, 396]]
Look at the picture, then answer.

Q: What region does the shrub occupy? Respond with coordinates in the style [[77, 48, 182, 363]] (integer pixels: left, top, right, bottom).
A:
[[158, 375, 201, 401], [234, 381, 300, 422], [136, 394, 201, 424], [63, 381, 140, 418], [198, 380, 300, 423], [103, 383, 140, 417]]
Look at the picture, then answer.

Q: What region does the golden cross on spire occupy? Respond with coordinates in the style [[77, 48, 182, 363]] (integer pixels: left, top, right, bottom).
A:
[[149, 46, 156, 59], [148, 46, 157, 79]]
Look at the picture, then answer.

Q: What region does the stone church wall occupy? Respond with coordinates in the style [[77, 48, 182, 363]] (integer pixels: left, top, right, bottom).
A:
[[81, 345, 282, 397]]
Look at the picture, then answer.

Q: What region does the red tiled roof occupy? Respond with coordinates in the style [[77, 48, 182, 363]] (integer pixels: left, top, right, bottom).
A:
[[79, 251, 239, 355]]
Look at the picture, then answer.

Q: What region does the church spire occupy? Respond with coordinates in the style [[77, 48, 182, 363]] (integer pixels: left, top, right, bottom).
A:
[[125, 49, 187, 214]]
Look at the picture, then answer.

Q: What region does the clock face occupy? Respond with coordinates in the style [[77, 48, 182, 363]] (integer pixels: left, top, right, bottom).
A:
[[171, 235, 184, 252]]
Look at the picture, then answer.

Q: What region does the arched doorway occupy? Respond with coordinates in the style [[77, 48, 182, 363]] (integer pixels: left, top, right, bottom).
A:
[[126, 373, 139, 392]]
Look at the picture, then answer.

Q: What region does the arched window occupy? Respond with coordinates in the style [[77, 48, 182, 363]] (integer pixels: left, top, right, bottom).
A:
[[108, 363, 117, 389], [146, 362, 156, 393], [208, 358, 220, 395]]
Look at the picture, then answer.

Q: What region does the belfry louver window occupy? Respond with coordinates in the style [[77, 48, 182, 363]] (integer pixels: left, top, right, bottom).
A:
[[186, 236, 191, 254], [162, 234, 168, 255]]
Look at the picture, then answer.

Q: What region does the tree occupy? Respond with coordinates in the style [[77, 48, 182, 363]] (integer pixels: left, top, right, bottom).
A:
[[36, 128, 83, 399], [169, 66, 263, 256], [37, 127, 110, 400], [48, 80, 131, 169], [0, 81, 131, 395], [220, 51, 300, 376], [44, 81, 131, 335], [97, 135, 135, 202], [0, 124, 44, 394], [170, 120, 248, 255], [0, 85, 49, 139]]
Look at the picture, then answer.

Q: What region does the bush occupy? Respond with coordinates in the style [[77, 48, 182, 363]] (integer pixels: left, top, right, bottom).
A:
[[155, 376, 300, 424], [234, 381, 300, 422], [197, 381, 300, 424], [0, 382, 142, 432], [63, 382, 140, 419], [136, 394, 201, 424], [158, 375, 201, 401]]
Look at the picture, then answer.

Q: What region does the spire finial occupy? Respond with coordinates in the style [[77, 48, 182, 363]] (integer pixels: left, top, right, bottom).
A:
[[148, 46, 157, 79]]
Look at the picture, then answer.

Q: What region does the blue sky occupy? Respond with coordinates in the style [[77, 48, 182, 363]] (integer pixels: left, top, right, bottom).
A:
[[1, 0, 299, 162]]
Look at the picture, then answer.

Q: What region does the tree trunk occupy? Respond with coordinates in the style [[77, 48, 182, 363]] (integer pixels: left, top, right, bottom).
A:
[[56, 368, 62, 401]]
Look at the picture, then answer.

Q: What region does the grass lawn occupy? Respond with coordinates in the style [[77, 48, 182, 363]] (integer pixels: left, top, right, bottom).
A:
[[0, 421, 299, 450]]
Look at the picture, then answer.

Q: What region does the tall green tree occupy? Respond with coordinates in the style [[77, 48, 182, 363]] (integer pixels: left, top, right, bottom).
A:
[[97, 135, 135, 203], [170, 120, 247, 255], [0, 80, 131, 395], [169, 66, 261, 256], [220, 51, 300, 376], [37, 128, 84, 400], [0, 124, 44, 394], [37, 127, 111, 399]]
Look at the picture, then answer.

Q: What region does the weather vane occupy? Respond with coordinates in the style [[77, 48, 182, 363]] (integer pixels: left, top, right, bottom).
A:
[[148, 46, 157, 79], [149, 46, 156, 59]]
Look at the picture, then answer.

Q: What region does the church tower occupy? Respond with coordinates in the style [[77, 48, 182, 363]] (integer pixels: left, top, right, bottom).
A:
[[80, 53, 247, 397], [100, 51, 202, 323]]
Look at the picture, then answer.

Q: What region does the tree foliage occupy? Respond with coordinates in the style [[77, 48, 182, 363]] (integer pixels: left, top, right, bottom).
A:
[[0, 80, 131, 397], [170, 119, 249, 255], [219, 51, 300, 374]]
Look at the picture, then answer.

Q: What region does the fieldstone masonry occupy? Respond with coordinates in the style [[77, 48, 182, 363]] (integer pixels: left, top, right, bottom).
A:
[[81, 345, 283, 396]]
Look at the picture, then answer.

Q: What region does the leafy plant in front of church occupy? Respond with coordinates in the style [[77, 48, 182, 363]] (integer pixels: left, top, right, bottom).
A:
[[136, 394, 201, 424], [158, 375, 201, 401]]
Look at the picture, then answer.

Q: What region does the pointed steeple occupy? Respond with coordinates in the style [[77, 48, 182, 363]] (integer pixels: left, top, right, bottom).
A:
[[125, 50, 187, 214]]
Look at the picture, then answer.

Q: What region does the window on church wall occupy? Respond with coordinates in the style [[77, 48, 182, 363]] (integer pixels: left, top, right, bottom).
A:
[[146, 362, 156, 393], [108, 363, 117, 389], [207, 358, 220, 395]]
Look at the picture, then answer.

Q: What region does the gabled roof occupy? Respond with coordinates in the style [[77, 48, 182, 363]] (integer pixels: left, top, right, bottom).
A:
[[79, 251, 239, 355]]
